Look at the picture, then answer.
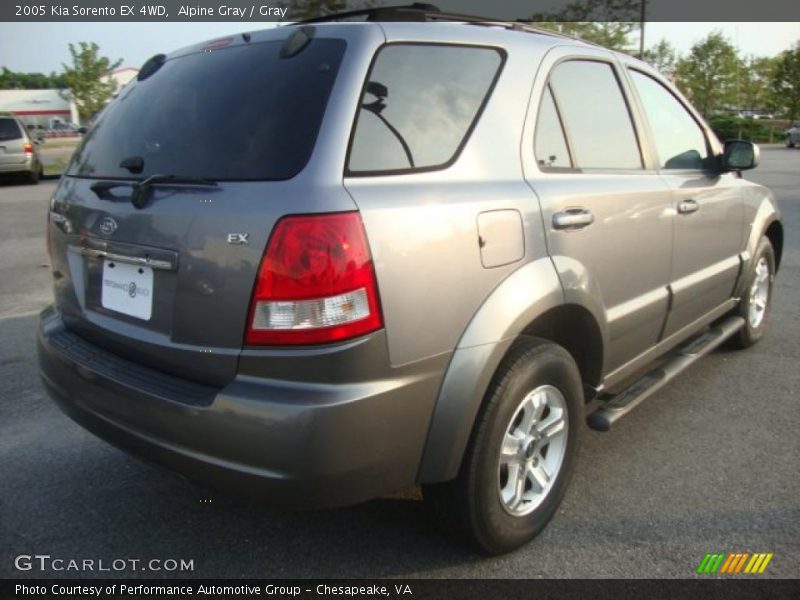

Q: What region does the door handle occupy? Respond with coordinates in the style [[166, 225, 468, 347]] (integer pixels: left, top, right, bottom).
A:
[[553, 208, 594, 230], [677, 199, 699, 215]]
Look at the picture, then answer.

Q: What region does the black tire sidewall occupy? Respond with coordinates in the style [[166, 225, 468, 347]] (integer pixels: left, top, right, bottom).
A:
[[465, 341, 583, 554]]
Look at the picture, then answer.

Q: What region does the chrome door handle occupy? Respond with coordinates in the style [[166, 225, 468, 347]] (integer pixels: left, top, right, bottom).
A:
[[678, 199, 699, 214], [553, 208, 594, 230]]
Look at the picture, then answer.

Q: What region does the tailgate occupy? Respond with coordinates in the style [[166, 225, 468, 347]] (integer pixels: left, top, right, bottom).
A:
[[46, 28, 360, 386]]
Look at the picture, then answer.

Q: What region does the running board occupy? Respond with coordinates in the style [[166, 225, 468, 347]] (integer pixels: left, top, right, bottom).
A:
[[587, 316, 745, 431]]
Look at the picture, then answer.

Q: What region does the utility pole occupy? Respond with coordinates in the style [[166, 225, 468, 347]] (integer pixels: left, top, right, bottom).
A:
[[639, 0, 646, 59]]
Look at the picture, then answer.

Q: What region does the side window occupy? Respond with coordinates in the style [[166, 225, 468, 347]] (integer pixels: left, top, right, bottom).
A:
[[347, 44, 503, 174], [629, 70, 709, 170], [0, 118, 22, 142], [535, 86, 572, 168], [549, 60, 642, 170]]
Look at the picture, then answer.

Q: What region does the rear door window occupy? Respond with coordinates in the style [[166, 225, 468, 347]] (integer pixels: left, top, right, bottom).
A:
[[0, 119, 22, 142], [67, 38, 346, 181], [548, 60, 642, 170], [347, 44, 504, 174], [535, 86, 572, 169]]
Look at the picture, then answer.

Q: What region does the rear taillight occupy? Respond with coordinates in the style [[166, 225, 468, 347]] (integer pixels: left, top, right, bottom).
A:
[[23, 142, 33, 155], [246, 212, 383, 345]]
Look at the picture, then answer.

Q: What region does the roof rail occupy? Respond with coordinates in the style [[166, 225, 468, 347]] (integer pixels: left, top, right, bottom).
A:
[[298, 3, 491, 24], [293, 3, 595, 47]]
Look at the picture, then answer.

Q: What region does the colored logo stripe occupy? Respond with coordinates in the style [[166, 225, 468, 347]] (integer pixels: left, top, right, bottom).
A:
[[696, 552, 773, 574], [697, 553, 726, 574], [744, 553, 774, 574]]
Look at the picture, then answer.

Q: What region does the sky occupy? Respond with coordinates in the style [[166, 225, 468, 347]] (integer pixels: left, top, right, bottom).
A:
[[0, 21, 797, 73]]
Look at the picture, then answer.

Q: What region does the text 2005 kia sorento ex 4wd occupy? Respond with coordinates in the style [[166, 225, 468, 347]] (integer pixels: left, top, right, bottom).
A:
[[38, 8, 783, 554]]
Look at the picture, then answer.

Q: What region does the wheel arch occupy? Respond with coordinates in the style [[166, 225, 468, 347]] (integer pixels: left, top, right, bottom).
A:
[[765, 219, 783, 272], [417, 257, 606, 483], [734, 184, 783, 296]]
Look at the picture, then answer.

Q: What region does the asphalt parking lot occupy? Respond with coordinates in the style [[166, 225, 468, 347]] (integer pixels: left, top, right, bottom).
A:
[[1, 149, 798, 579]]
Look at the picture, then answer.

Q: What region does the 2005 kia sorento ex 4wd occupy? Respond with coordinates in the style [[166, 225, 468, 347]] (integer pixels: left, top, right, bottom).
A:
[[38, 9, 783, 555]]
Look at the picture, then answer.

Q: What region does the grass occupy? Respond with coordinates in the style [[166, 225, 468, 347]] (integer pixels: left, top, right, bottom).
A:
[[43, 160, 69, 177], [38, 139, 80, 176], [38, 137, 82, 149]]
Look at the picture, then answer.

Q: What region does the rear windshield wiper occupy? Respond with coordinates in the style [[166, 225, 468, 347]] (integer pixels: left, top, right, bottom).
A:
[[91, 174, 217, 209]]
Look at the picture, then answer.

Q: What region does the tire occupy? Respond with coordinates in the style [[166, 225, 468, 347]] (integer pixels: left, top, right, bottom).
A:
[[730, 236, 775, 349], [423, 338, 583, 555], [27, 164, 41, 185]]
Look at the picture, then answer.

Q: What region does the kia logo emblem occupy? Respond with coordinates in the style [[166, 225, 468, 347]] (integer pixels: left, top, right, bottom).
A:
[[99, 217, 118, 236]]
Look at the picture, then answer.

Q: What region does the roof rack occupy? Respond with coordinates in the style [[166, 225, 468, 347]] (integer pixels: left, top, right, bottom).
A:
[[294, 3, 592, 46], [298, 3, 491, 24]]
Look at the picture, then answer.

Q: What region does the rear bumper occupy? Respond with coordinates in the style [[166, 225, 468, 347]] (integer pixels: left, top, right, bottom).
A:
[[37, 307, 445, 508], [0, 156, 34, 173]]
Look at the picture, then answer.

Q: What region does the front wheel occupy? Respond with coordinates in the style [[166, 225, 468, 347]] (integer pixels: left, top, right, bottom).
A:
[[730, 236, 775, 349], [424, 338, 583, 554]]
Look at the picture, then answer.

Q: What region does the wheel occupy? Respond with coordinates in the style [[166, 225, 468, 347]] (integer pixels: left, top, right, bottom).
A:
[[730, 236, 775, 349], [27, 164, 41, 185], [423, 338, 583, 554]]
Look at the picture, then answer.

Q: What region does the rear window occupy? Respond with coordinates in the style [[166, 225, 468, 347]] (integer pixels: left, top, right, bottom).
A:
[[347, 44, 504, 175], [0, 118, 22, 142], [68, 38, 346, 181]]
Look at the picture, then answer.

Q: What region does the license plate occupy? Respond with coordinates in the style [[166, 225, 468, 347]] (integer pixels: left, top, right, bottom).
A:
[[101, 260, 153, 320]]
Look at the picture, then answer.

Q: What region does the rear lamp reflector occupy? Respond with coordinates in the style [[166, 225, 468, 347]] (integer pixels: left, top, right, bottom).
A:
[[246, 212, 383, 345], [23, 142, 33, 154], [252, 288, 371, 331]]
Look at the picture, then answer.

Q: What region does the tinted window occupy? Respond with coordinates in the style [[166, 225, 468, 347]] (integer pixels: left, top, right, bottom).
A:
[[535, 86, 572, 168], [348, 44, 503, 173], [68, 38, 346, 181], [550, 61, 641, 170], [629, 70, 709, 170], [0, 118, 22, 142]]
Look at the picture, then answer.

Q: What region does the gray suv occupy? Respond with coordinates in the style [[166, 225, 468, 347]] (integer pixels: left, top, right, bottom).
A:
[[38, 6, 783, 554]]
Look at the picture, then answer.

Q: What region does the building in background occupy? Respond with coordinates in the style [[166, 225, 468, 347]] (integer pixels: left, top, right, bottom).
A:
[[103, 67, 138, 96], [0, 66, 138, 133], [0, 88, 78, 129]]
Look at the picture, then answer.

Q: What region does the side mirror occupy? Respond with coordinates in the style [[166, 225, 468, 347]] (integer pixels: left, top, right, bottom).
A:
[[722, 139, 759, 171], [78, 126, 87, 134]]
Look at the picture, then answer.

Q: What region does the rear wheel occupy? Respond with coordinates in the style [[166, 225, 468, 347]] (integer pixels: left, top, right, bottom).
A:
[[27, 164, 41, 185], [730, 236, 775, 349], [424, 338, 583, 554]]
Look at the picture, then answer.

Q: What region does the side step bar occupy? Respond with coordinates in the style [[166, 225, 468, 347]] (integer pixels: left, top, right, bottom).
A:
[[587, 316, 745, 431]]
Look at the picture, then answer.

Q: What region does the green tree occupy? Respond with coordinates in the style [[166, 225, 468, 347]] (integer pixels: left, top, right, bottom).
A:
[[0, 67, 67, 89], [643, 39, 678, 78], [60, 42, 121, 121], [675, 31, 741, 117], [739, 55, 777, 112], [770, 42, 800, 120], [530, 0, 642, 53]]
